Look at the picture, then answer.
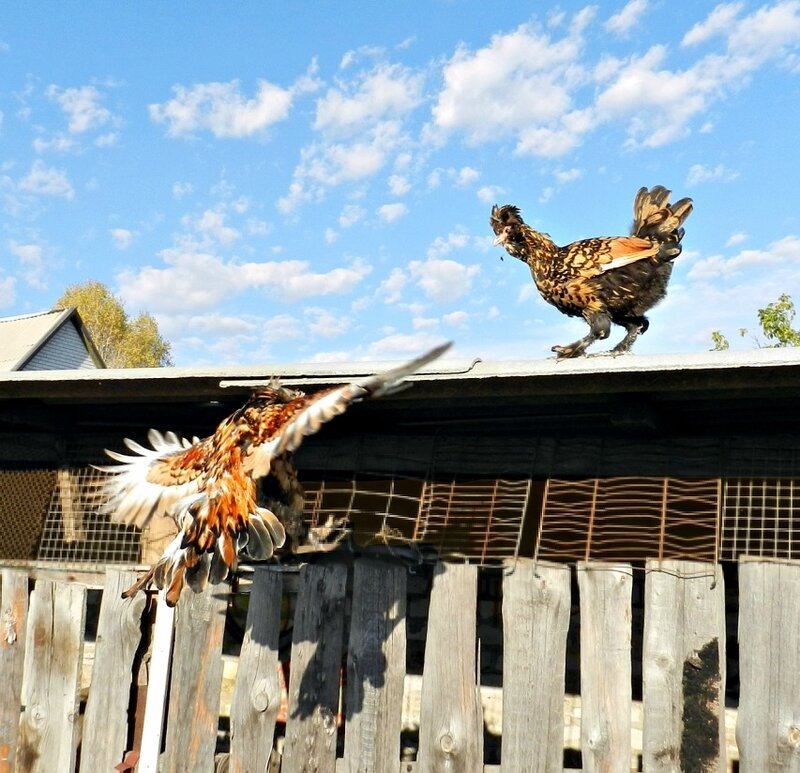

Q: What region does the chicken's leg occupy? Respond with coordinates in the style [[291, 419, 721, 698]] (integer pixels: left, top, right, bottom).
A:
[[611, 316, 649, 355], [552, 310, 611, 359]]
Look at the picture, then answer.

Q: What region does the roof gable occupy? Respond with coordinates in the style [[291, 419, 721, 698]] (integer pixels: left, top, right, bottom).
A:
[[0, 308, 105, 371]]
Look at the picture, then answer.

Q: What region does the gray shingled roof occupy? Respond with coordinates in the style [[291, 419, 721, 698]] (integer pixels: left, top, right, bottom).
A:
[[0, 307, 105, 371]]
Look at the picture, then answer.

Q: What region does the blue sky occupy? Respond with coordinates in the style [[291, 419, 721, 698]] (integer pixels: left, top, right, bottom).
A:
[[2, 1, 800, 365]]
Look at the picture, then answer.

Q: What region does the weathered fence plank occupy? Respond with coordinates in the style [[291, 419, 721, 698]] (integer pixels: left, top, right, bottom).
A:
[[79, 569, 147, 773], [229, 567, 283, 773], [283, 562, 348, 773], [501, 560, 571, 773], [16, 580, 86, 773], [162, 583, 229, 773], [137, 592, 175, 773], [418, 562, 482, 773], [642, 560, 726, 772], [341, 558, 407, 773], [577, 562, 632, 773], [0, 569, 28, 773], [738, 558, 800, 771]]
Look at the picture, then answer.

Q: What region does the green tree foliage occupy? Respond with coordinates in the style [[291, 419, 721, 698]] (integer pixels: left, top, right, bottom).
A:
[[57, 281, 173, 367], [711, 294, 800, 350]]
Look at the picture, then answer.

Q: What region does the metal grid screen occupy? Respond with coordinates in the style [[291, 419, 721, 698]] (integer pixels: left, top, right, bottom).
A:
[[720, 478, 800, 560], [302, 476, 530, 563], [535, 477, 722, 563], [37, 467, 144, 565]]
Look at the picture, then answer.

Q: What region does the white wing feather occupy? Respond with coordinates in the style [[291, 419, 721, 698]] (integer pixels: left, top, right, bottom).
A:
[[95, 431, 203, 529]]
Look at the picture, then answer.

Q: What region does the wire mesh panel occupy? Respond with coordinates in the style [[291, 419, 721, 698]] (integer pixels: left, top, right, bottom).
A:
[[535, 477, 721, 563], [720, 478, 800, 560], [302, 476, 530, 563], [37, 466, 144, 565], [415, 479, 530, 562], [0, 469, 57, 560]]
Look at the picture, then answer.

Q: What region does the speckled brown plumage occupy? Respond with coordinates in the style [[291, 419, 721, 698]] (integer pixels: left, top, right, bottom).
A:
[[96, 342, 451, 605], [490, 185, 693, 358]]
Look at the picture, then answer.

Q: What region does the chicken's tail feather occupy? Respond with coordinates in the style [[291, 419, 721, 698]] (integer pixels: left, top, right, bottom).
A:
[[631, 185, 693, 259], [120, 502, 285, 606]]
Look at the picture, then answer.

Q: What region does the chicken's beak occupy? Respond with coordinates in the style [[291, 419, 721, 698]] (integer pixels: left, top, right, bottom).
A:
[[492, 233, 506, 247]]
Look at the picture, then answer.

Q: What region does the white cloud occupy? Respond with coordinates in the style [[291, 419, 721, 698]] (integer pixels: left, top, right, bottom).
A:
[[32, 133, 76, 153], [46, 84, 112, 133], [9, 241, 42, 265], [18, 160, 74, 199], [686, 163, 738, 185], [172, 181, 194, 199], [365, 332, 447, 359], [339, 203, 365, 228], [305, 307, 350, 337], [682, 2, 745, 46], [430, 17, 587, 149], [0, 275, 15, 307], [190, 209, 240, 245], [9, 241, 46, 289], [597, 2, 800, 149], [455, 166, 480, 186], [409, 258, 480, 303], [324, 228, 338, 244], [427, 232, 469, 260], [280, 122, 405, 213], [377, 202, 408, 222], [688, 235, 800, 281], [605, 0, 649, 36], [314, 62, 423, 136], [388, 174, 411, 195], [377, 267, 407, 304], [554, 167, 582, 184], [110, 228, 135, 250], [442, 310, 469, 327], [726, 232, 748, 247], [118, 248, 372, 313], [477, 185, 506, 204], [150, 79, 293, 138]]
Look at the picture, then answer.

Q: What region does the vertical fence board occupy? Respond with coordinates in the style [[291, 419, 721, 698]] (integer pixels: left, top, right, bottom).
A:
[[229, 567, 283, 773], [418, 563, 482, 773], [738, 558, 800, 771], [79, 569, 147, 773], [643, 560, 726, 772], [16, 581, 86, 773], [162, 583, 229, 773], [342, 558, 407, 773], [137, 593, 175, 773], [0, 569, 28, 773], [501, 560, 571, 773], [577, 562, 632, 773], [283, 563, 348, 773]]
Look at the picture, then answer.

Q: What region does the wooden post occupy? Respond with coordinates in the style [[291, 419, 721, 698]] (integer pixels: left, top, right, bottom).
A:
[[79, 569, 147, 773], [162, 583, 229, 773], [577, 562, 632, 773], [0, 569, 28, 773], [283, 563, 348, 773], [16, 580, 86, 773], [137, 592, 175, 773], [417, 562, 482, 773], [341, 558, 407, 773], [501, 560, 571, 773], [229, 567, 283, 773], [642, 560, 726, 772], [737, 558, 800, 770]]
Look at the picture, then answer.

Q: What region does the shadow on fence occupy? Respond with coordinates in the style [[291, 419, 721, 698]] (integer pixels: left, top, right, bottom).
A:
[[2, 555, 800, 771]]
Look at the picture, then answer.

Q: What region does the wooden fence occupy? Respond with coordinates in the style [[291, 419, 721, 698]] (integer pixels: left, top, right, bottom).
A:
[[1, 556, 799, 772]]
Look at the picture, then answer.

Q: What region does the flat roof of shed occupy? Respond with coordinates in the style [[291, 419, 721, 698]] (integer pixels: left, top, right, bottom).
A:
[[1, 346, 800, 403]]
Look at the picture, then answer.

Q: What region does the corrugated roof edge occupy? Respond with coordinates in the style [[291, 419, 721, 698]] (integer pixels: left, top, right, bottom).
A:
[[1, 347, 800, 385]]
